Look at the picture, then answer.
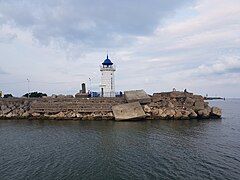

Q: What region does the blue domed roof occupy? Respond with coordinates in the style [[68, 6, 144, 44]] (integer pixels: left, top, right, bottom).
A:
[[102, 55, 113, 65]]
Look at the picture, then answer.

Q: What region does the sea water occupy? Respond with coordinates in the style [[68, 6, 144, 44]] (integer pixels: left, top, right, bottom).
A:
[[0, 99, 240, 179]]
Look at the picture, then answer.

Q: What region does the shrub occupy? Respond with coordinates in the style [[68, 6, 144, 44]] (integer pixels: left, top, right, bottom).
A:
[[23, 92, 47, 98], [3, 94, 13, 98]]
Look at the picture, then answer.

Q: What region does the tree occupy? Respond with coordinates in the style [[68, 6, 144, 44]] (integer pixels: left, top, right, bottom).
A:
[[3, 94, 13, 98], [23, 92, 47, 98]]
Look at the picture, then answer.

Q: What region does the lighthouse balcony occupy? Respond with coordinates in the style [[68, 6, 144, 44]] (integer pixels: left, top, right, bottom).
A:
[[100, 65, 116, 71]]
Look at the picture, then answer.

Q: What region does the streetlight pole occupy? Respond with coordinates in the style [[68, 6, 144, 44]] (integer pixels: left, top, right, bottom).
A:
[[89, 78, 92, 97], [27, 78, 30, 98]]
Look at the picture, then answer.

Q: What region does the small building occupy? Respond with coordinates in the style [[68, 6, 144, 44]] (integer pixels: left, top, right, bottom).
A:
[[100, 55, 116, 97], [75, 83, 88, 98]]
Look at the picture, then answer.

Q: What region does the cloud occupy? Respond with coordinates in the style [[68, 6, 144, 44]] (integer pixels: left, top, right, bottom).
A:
[[195, 56, 240, 75], [124, 0, 240, 76], [0, 0, 240, 97], [0, 0, 193, 48]]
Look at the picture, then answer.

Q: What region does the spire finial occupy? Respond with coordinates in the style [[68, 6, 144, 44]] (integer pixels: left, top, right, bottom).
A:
[[107, 50, 109, 59]]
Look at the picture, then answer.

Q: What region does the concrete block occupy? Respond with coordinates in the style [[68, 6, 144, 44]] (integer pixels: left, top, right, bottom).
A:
[[112, 102, 146, 120], [124, 90, 151, 104]]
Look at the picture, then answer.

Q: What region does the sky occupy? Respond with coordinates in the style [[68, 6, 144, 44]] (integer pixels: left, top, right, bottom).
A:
[[0, 0, 240, 97]]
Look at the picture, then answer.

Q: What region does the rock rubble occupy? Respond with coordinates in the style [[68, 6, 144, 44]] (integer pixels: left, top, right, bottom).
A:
[[0, 91, 222, 120]]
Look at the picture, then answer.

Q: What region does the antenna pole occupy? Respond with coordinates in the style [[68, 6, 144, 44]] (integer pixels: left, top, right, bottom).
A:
[[27, 78, 30, 98]]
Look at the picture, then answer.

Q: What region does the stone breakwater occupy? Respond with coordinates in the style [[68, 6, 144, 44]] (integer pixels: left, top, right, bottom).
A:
[[0, 90, 222, 120], [143, 91, 221, 120]]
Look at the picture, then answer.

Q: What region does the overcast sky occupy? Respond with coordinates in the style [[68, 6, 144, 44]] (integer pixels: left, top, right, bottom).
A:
[[0, 0, 240, 97]]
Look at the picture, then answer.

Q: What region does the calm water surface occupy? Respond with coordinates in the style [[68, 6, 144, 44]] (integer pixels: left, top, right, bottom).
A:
[[0, 99, 240, 180]]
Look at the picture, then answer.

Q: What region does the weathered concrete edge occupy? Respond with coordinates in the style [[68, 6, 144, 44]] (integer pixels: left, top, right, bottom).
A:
[[112, 102, 146, 121]]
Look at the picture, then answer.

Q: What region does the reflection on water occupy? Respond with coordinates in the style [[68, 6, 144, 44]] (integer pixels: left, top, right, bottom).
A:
[[0, 99, 240, 180]]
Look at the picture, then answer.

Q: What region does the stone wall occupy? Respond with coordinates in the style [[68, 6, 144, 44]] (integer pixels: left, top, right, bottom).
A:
[[30, 97, 125, 113], [0, 97, 125, 120], [0, 91, 222, 120]]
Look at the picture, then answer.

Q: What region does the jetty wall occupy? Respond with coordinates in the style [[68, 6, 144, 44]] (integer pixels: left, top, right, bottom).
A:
[[0, 91, 221, 120]]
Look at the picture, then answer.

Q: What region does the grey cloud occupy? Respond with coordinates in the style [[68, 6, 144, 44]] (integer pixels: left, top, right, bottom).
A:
[[0, 0, 193, 47], [196, 56, 240, 76]]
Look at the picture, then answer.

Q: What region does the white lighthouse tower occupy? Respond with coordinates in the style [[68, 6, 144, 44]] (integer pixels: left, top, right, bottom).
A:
[[100, 55, 116, 97]]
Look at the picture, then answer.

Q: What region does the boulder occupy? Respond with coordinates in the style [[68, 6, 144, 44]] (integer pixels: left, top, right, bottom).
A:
[[124, 90, 151, 104], [211, 107, 222, 118], [197, 109, 210, 118], [174, 110, 182, 119], [184, 97, 195, 108], [51, 94, 58, 98], [44, 114, 51, 118], [149, 102, 159, 108], [22, 105, 29, 111], [151, 108, 159, 116], [19, 104, 25, 109], [107, 112, 114, 117], [12, 109, 20, 116], [6, 112, 14, 118], [76, 113, 83, 118], [189, 109, 198, 118], [8, 104, 15, 109], [159, 111, 167, 119], [1, 105, 7, 110], [66, 95, 74, 98], [194, 100, 205, 111], [158, 108, 164, 116], [18, 108, 25, 115], [112, 102, 146, 120], [170, 91, 192, 98], [21, 111, 30, 117], [204, 102, 209, 108], [82, 114, 95, 120], [181, 110, 191, 119], [89, 113, 99, 120], [143, 105, 151, 113], [6, 112, 18, 118], [102, 112, 114, 120], [154, 91, 192, 99], [167, 102, 174, 108], [31, 112, 41, 117], [2, 108, 11, 115], [55, 112, 66, 118], [193, 95, 204, 100], [164, 109, 175, 118], [50, 112, 66, 118], [66, 112, 76, 118]]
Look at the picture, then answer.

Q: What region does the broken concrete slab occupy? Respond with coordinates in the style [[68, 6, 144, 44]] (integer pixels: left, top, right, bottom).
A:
[[124, 90, 151, 104], [112, 102, 146, 121]]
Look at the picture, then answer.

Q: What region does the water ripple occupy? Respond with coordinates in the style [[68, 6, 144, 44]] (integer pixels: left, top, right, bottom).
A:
[[0, 100, 240, 179]]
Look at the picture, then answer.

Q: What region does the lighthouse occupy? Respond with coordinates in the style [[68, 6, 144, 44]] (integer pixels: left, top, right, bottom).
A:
[[100, 55, 116, 97]]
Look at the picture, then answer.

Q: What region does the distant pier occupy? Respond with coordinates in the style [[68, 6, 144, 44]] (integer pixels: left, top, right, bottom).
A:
[[204, 97, 225, 100]]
